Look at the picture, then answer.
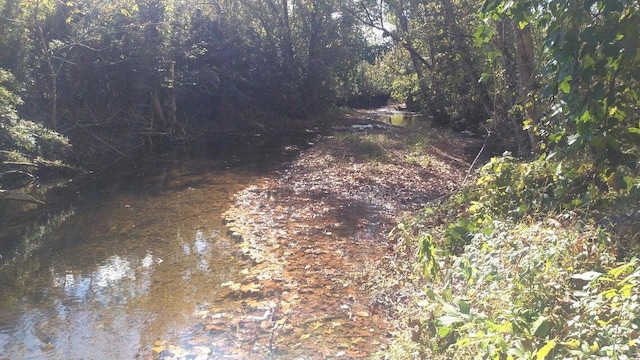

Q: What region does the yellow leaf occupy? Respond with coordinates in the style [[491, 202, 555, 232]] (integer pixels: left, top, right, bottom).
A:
[[536, 340, 556, 360], [562, 339, 580, 349], [246, 299, 263, 308], [240, 283, 261, 292], [152, 346, 165, 353], [300, 333, 311, 340], [311, 321, 323, 330]]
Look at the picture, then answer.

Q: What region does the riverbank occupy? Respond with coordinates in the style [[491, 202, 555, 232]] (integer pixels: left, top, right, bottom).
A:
[[203, 112, 485, 358]]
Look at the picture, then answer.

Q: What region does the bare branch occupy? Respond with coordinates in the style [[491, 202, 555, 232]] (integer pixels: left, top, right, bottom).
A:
[[0, 189, 45, 205]]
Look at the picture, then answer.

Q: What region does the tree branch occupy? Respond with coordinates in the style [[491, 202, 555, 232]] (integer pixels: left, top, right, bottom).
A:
[[0, 189, 45, 204]]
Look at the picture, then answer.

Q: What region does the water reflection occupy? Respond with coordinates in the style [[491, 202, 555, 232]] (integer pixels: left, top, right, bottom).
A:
[[0, 156, 265, 359], [0, 207, 76, 268]]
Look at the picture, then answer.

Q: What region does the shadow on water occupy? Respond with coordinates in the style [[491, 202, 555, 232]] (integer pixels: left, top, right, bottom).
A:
[[0, 132, 318, 359]]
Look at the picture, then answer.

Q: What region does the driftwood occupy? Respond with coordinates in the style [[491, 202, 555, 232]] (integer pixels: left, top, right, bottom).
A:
[[0, 189, 45, 204]]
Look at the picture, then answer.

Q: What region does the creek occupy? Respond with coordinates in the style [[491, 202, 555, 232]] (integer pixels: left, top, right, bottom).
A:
[[0, 109, 423, 359], [0, 133, 316, 359]]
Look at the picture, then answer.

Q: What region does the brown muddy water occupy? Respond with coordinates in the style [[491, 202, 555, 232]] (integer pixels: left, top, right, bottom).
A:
[[0, 134, 316, 359]]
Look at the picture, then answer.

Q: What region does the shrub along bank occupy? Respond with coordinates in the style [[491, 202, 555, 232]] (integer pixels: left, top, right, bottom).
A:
[[375, 154, 639, 359]]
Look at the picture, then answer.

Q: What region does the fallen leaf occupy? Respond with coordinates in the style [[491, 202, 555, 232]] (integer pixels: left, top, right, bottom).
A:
[[187, 337, 207, 346], [194, 310, 209, 318], [240, 283, 261, 292], [300, 333, 311, 339], [246, 299, 263, 308]]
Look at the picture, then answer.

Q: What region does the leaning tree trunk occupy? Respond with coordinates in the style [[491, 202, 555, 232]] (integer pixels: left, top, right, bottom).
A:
[[396, 8, 430, 108]]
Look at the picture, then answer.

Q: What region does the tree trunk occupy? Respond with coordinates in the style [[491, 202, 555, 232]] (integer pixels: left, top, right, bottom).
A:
[[500, 20, 531, 155], [395, 7, 430, 107], [36, 24, 58, 130], [280, 0, 296, 73], [515, 24, 541, 152], [167, 61, 177, 126], [440, 0, 493, 118], [151, 90, 165, 125]]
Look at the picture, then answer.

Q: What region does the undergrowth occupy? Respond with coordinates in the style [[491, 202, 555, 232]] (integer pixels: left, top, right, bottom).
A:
[[373, 154, 640, 359]]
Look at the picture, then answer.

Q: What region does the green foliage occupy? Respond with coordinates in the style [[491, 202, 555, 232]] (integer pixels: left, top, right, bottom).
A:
[[338, 59, 392, 107], [0, 69, 70, 188], [382, 1, 640, 345], [385, 209, 640, 359], [424, 221, 640, 359], [473, 155, 599, 218], [479, 0, 640, 170]]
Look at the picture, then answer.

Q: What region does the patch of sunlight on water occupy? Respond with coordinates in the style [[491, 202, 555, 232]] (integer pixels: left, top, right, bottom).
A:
[[377, 108, 424, 127]]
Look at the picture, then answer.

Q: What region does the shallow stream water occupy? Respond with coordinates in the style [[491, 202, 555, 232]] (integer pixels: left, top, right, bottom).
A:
[[0, 109, 422, 359], [0, 134, 313, 359]]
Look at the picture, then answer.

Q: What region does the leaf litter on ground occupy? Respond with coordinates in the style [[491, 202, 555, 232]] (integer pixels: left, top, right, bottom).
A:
[[145, 114, 484, 359]]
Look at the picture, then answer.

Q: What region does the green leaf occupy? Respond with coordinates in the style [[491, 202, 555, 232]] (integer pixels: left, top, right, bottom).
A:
[[559, 76, 572, 93], [531, 316, 551, 338], [437, 325, 452, 337], [458, 300, 471, 315], [582, 54, 596, 68], [608, 261, 635, 278], [479, 73, 491, 83]]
